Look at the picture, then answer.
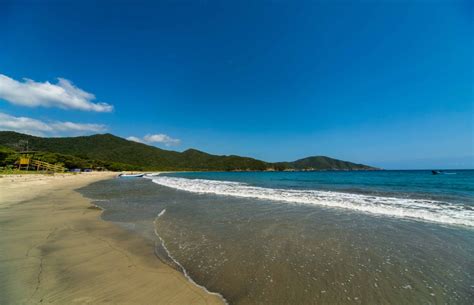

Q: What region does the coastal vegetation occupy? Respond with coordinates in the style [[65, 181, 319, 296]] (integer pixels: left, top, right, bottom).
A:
[[0, 131, 376, 171]]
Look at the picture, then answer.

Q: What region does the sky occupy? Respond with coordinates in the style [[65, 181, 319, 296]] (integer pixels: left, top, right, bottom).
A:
[[0, 0, 472, 169]]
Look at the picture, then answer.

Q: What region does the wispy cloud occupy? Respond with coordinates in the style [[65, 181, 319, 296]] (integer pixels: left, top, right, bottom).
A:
[[126, 136, 146, 144], [144, 134, 181, 146], [0, 74, 113, 112], [127, 134, 181, 146], [0, 112, 107, 136]]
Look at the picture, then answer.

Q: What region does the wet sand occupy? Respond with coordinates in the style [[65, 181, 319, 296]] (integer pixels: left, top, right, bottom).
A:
[[0, 173, 224, 305]]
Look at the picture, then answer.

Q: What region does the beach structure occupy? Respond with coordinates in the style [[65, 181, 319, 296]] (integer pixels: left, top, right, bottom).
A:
[[17, 150, 38, 171], [17, 151, 66, 173]]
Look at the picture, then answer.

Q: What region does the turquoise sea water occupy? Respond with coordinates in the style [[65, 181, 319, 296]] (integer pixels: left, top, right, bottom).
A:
[[159, 170, 474, 227], [165, 170, 474, 204], [80, 170, 474, 305]]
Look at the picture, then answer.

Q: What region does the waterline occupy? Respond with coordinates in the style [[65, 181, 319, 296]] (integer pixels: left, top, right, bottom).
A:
[[153, 209, 230, 305]]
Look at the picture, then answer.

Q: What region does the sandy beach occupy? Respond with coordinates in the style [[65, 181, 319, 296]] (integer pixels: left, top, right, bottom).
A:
[[0, 172, 224, 305]]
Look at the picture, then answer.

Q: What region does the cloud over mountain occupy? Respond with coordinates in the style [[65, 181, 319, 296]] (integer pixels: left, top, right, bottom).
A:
[[127, 134, 181, 146], [0, 112, 107, 136]]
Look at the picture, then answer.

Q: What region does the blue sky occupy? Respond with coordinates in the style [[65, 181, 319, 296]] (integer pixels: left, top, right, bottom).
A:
[[0, 0, 472, 169]]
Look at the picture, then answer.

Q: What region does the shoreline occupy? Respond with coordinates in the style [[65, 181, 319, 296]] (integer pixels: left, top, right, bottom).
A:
[[0, 172, 224, 305], [153, 209, 230, 305]]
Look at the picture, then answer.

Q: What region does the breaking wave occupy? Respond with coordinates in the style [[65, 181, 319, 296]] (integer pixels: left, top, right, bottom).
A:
[[150, 176, 474, 227]]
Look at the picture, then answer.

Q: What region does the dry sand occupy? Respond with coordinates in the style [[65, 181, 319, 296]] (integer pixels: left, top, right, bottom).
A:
[[0, 172, 224, 305]]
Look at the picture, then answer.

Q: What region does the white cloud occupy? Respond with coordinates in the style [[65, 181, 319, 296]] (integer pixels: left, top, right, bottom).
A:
[[50, 121, 106, 132], [126, 136, 145, 143], [144, 134, 181, 146], [0, 74, 113, 112], [127, 134, 181, 146], [0, 112, 107, 136]]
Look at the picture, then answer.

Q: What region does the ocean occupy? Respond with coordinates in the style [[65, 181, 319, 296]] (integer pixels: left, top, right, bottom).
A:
[[79, 170, 474, 305]]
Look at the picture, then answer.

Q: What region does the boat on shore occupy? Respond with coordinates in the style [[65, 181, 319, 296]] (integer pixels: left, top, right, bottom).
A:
[[118, 173, 144, 178], [144, 172, 161, 177]]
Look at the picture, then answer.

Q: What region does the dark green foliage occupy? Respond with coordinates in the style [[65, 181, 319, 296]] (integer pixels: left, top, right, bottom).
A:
[[0, 145, 18, 167], [0, 131, 377, 171]]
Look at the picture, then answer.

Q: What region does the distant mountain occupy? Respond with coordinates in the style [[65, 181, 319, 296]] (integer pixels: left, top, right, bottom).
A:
[[276, 156, 376, 171], [0, 131, 378, 171]]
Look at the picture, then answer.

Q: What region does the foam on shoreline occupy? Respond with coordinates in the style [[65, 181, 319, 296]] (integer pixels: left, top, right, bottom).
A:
[[150, 176, 474, 227]]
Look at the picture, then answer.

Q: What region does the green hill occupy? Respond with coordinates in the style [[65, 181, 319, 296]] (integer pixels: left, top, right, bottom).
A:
[[0, 131, 377, 171], [277, 156, 375, 171]]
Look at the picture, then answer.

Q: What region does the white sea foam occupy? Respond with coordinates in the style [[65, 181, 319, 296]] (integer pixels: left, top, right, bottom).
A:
[[157, 208, 166, 217], [151, 176, 474, 227]]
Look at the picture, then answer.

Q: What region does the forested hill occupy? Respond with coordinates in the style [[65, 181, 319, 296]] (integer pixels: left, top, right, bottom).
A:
[[276, 156, 376, 171], [0, 131, 377, 171]]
